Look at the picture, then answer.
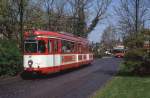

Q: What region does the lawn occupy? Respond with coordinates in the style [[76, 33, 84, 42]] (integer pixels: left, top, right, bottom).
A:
[[92, 76, 150, 98]]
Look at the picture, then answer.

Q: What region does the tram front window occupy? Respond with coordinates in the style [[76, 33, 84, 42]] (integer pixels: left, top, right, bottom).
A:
[[24, 40, 46, 53]]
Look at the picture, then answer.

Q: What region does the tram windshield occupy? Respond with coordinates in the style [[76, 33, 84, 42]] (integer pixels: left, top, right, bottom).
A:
[[24, 40, 46, 53]]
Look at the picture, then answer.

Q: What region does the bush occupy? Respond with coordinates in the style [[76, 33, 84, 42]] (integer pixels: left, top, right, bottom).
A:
[[121, 48, 146, 74], [121, 60, 142, 73], [121, 30, 150, 75], [124, 48, 145, 61], [0, 40, 22, 76]]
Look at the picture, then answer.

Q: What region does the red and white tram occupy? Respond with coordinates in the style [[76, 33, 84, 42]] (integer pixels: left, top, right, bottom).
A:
[[23, 30, 93, 74]]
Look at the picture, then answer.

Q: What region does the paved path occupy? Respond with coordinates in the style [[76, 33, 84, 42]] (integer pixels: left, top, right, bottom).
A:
[[0, 58, 122, 98]]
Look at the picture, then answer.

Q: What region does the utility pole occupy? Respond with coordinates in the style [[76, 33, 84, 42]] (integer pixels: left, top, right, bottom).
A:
[[19, 0, 24, 68]]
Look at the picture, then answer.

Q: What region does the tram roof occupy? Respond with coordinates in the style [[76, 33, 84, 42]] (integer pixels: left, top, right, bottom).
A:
[[24, 30, 89, 44]]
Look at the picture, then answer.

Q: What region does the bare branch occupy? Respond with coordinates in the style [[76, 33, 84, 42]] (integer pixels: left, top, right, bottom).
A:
[[87, 0, 111, 33]]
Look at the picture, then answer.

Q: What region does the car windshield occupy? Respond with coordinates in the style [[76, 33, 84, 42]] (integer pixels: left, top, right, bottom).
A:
[[24, 40, 46, 53], [113, 49, 124, 53]]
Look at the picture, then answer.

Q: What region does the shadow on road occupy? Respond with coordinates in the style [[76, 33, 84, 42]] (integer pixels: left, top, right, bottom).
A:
[[20, 64, 92, 80]]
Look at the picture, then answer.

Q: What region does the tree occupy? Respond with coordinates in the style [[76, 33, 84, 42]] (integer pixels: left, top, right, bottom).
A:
[[44, 0, 55, 30], [68, 0, 111, 37], [0, 0, 19, 39], [18, 0, 25, 51], [0, 0, 29, 42], [0, 0, 112, 40], [114, 0, 149, 38], [100, 25, 120, 50], [24, 0, 46, 29]]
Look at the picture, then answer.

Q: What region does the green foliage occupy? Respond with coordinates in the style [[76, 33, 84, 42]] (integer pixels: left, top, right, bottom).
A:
[[124, 48, 145, 61], [121, 30, 150, 75], [93, 48, 103, 58], [124, 33, 144, 49], [92, 43, 104, 58], [0, 40, 22, 76], [121, 47, 150, 75], [121, 48, 145, 72]]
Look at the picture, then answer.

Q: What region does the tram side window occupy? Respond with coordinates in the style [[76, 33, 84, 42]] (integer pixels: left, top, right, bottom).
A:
[[70, 42, 75, 53], [38, 40, 46, 53], [78, 44, 82, 53], [54, 40, 58, 53], [83, 45, 88, 53], [62, 40, 75, 53], [87, 46, 89, 52], [48, 40, 51, 53]]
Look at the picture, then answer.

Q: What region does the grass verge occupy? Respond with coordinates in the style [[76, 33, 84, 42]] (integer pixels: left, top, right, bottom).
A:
[[92, 76, 150, 98]]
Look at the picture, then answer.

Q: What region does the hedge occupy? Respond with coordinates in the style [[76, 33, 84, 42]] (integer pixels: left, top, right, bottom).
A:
[[0, 40, 22, 76]]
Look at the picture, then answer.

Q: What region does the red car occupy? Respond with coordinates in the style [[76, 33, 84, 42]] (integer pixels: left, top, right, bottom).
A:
[[114, 52, 125, 58], [113, 45, 125, 58]]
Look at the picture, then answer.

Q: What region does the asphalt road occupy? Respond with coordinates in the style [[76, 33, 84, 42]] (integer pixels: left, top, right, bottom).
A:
[[0, 58, 122, 98]]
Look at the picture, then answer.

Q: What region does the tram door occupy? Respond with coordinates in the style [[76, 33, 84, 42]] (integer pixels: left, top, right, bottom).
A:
[[48, 39, 60, 67], [48, 39, 54, 67]]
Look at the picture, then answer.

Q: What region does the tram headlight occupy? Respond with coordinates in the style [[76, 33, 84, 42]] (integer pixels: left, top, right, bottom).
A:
[[28, 60, 33, 68]]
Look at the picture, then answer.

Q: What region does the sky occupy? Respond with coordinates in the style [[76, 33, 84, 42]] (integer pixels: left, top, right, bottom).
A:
[[88, 0, 119, 43], [88, 0, 150, 43]]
